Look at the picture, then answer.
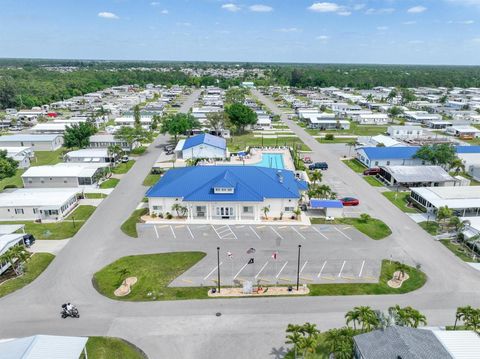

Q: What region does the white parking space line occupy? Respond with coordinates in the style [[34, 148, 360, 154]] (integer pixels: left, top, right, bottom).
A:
[[203, 262, 223, 280], [312, 227, 329, 240], [153, 225, 159, 239], [359, 260, 365, 277], [300, 260, 308, 274], [169, 225, 176, 239], [335, 227, 352, 241], [227, 225, 238, 240], [211, 225, 222, 239], [276, 261, 288, 278], [292, 227, 306, 240], [338, 260, 346, 277], [186, 226, 194, 240], [270, 227, 284, 239], [317, 261, 327, 278], [255, 261, 269, 279], [250, 226, 261, 240], [234, 262, 249, 280]]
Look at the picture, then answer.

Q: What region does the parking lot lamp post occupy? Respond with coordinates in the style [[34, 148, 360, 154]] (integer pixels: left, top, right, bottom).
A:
[[296, 245, 301, 291], [217, 247, 221, 293]]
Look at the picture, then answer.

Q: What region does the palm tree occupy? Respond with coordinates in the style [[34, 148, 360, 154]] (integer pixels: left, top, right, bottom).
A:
[[285, 324, 303, 359], [293, 208, 302, 221], [449, 157, 465, 175], [464, 308, 480, 332], [454, 306, 472, 330], [345, 141, 357, 157], [395, 263, 409, 280], [107, 144, 123, 166], [436, 206, 453, 230], [345, 309, 360, 330], [1, 246, 30, 276], [261, 205, 270, 220], [298, 335, 317, 358], [406, 307, 427, 328], [309, 170, 322, 185], [171, 203, 183, 218], [352, 306, 378, 332]]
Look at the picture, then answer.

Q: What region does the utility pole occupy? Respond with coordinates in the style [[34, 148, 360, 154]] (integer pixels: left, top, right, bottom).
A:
[[217, 246, 221, 293], [296, 244, 302, 291]]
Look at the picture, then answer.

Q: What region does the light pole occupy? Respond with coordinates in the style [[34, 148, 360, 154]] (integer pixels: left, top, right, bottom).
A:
[[217, 247, 221, 293], [296, 244, 302, 291]]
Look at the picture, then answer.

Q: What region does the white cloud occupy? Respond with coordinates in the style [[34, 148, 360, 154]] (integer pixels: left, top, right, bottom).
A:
[[473, 37, 480, 43], [277, 27, 301, 32], [161, 9, 169, 15], [403, 20, 417, 25], [377, 26, 388, 31], [222, 3, 241, 12], [98, 12, 119, 20], [176, 22, 191, 27], [249, 4, 273, 12], [407, 6, 427, 13], [353, 4, 366, 11], [365, 8, 395, 15], [408, 40, 424, 44], [150, 1, 160, 6], [449, 19, 475, 24], [308, 2, 350, 15], [316, 35, 330, 40]]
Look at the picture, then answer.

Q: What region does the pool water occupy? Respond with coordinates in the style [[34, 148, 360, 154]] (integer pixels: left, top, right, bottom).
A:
[[254, 153, 285, 169]]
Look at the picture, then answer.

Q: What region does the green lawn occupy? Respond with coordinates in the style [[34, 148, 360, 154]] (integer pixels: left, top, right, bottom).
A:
[[100, 178, 120, 189], [0, 253, 54, 298], [311, 217, 392, 240], [121, 208, 148, 238], [227, 132, 310, 152], [308, 260, 426, 296], [143, 173, 161, 186], [0, 169, 25, 190], [342, 159, 365, 173], [0, 205, 96, 240], [81, 337, 146, 359], [131, 146, 147, 155], [440, 240, 479, 263], [419, 221, 440, 236], [83, 193, 107, 199], [112, 160, 135, 175], [93, 255, 426, 302], [382, 191, 420, 213], [316, 138, 356, 144], [363, 176, 384, 187], [93, 252, 208, 301], [31, 149, 64, 166]]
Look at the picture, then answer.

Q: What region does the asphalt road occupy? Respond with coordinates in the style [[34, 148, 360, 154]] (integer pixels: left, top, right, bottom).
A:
[[0, 88, 479, 359]]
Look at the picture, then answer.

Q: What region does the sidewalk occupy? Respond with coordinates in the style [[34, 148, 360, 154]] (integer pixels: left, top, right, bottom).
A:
[[29, 239, 70, 255]]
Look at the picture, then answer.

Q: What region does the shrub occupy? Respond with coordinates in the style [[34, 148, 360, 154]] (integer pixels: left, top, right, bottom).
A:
[[324, 134, 335, 141]]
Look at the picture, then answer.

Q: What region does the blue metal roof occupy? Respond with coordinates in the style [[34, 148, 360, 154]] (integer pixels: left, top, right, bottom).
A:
[[310, 199, 343, 208], [182, 133, 226, 151], [361, 145, 480, 160], [146, 166, 306, 202]]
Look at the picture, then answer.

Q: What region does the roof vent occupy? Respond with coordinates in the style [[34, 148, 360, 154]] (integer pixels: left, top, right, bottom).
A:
[[276, 170, 284, 184]]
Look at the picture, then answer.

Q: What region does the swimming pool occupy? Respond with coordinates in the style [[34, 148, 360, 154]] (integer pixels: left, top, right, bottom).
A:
[[253, 153, 285, 169]]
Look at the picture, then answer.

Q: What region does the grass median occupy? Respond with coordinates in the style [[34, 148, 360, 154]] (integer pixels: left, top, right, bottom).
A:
[[93, 252, 208, 301], [363, 176, 384, 187], [143, 173, 161, 186], [121, 208, 148, 238], [0, 253, 55, 299], [100, 178, 120, 189], [80, 337, 147, 359], [112, 160, 135, 175], [93, 254, 426, 302], [342, 159, 365, 173], [383, 191, 420, 213], [310, 217, 392, 240]]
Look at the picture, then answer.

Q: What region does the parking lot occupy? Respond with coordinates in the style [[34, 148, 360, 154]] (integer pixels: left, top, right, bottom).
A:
[[137, 223, 391, 286]]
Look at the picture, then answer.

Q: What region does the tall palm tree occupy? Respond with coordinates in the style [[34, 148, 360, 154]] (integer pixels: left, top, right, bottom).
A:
[[345, 141, 357, 157], [449, 157, 465, 175], [345, 309, 360, 330], [285, 324, 303, 359], [436, 206, 453, 230], [309, 170, 322, 185], [353, 306, 378, 332], [454, 306, 473, 330], [298, 335, 318, 358], [261, 206, 270, 220]]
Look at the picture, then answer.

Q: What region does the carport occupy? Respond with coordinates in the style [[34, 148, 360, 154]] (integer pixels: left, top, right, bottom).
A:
[[308, 199, 344, 218]]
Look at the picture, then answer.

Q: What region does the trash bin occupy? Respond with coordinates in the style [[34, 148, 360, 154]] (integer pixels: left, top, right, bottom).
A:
[[211, 288, 216, 294], [288, 286, 293, 292]]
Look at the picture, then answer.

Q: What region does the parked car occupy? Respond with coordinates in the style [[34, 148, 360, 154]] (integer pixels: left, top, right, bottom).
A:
[[302, 156, 313, 164], [340, 197, 360, 206], [363, 168, 381, 176], [121, 155, 129, 163], [309, 162, 328, 170]]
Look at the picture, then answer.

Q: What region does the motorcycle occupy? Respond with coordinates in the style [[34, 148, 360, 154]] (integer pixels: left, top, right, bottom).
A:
[[61, 303, 80, 319]]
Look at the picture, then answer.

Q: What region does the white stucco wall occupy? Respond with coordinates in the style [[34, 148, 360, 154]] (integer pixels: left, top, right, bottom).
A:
[[181, 144, 226, 160]]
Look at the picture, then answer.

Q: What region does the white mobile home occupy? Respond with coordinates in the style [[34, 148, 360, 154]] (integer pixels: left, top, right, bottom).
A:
[[89, 134, 139, 152], [0, 134, 63, 151], [354, 113, 390, 125], [0, 147, 33, 168], [387, 126, 424, 140], [0, 188, 79, 221], [22, 163, 108, 188], [64, 148, 116, 163]]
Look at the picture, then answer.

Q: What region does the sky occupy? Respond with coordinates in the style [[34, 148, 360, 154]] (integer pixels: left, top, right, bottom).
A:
[[1, 0, 480, 65]]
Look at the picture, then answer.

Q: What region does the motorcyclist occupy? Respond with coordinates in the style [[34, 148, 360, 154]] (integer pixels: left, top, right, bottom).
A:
[[66, 303, 73, 313]]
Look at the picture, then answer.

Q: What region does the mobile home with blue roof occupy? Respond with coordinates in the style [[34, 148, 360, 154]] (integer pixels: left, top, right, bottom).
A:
[[146, 166, 307, 222], [174, 133, 227, 160]]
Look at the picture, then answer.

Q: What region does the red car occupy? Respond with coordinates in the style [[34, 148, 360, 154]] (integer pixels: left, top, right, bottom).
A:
[[340, 197, 360, 206], [363, 168, 381, 176]]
